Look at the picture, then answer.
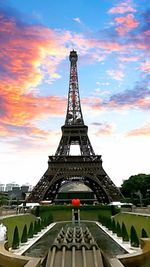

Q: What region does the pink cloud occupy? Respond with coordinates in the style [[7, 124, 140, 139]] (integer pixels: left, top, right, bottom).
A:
[[0, 91, 66, 136], [118, 56, 139, 62], [114, 14, 139, 36], [0, 11, 70, 139], [0, 121, 50, 138], [144, 30, 150, 36], [127, 124, 150, 137], [0, 8, 149, 143], [107, 69, 124, 81], [140, 61, 150, 74], [108, 1, 136, 14], [92, 122, 115, 136]]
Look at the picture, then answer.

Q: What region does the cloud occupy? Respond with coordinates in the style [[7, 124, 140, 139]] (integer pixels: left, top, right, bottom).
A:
[[86, 78, 150, 111], [73, 17, 81, 24], [118, 56, 139, 62], [0, 92, 66, 133], [0, 121, 49, 138], [114, 14, 139, 36], [107, 69, 124, 81], [0, 8, 70, 141], [127, 123, 150, 137], [0, 3, 150, 147], [107, 78, 150, 109], [140, 61, 150, 74], [108, 1, 136, 14], [91, 122, 115, 136]]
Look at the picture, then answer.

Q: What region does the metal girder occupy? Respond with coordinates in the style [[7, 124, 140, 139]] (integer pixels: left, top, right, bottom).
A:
[[27, 156, 123, 203], [27, 51, 123, 203]]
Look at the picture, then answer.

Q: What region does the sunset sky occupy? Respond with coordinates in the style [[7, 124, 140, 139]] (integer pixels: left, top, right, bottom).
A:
[[0, 0, 150, 187]]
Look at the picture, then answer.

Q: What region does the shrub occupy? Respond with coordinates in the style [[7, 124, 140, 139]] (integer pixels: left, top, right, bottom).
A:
[[116, 222, 122, 237], [37, 219, 41, 232], [122, 222, 129, 242], [28, 222, 34, 238], [98, 214, 102, 223], [108, 218, 113, 231], [41, 218, 45, 229], [21, 224, 28, 243], [100, 216, 105, 226], [35, 206, 40, 217], [130, 226, 139, 247], [34, 221, 38, 235], [141, 228, 148, 238], [112, 219, 116, 233], [111, 205, 120, 216], [12, 226, 19, 249], [47, 214, 53, 224]]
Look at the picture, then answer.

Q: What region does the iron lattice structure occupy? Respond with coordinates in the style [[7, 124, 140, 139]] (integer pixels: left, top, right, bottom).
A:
[[27, 50, 123, 203]]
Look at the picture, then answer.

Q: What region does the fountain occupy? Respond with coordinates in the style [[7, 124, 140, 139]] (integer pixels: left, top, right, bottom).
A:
[[0, 224, 7, 242]]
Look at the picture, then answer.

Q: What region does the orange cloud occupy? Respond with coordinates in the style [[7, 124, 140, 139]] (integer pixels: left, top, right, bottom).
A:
[[0, 12, 70, 139], [0, 92, 66, 126], [108, 1, 136, 14], [114, 14, 139, 36], [0, 121, 50, 138], [0, 8, 149, 145], [127, 124, 150, 137]]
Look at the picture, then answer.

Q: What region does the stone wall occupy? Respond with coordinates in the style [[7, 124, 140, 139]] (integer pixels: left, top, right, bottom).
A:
[[0, 242, 41, 267], [118, 238, 150, 267]]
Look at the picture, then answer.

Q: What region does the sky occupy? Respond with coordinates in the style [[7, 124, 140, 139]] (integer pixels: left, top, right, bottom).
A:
[[0, 0, 150, 188]]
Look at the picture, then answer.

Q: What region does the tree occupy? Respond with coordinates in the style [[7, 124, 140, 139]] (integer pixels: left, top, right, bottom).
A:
[[116, 222, 122, 237], [112, 219, 116, 233], [35, 206, 40, 217], [21, 224, 28, 243], [34, 221, 38, 235], [122, 222, 129, 242], [141, 228, 148, 238], [121, 174, 150, 199], [0, 194, 9, 206], [28, 222, 34, 238], [37, 219, 41, 232], [12, 226, 19, 249], [130, 226, 139, 247]]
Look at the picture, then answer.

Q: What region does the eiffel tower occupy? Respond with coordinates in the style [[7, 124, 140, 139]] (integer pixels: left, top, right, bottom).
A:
[[27, 50, 123, 203]]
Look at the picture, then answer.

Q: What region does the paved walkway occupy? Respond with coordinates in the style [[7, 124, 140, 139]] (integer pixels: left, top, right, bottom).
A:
[[0, 213, 25, 220], [123, 211, 150, 217]]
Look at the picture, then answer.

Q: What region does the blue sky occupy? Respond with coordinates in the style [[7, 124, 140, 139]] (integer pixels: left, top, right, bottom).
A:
[[0, 0, 150, 187]]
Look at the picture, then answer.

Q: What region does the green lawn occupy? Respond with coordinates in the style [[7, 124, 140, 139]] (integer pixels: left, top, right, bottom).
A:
[[33, 205, 113, 222], [0, 214, 36, 246], [0, 205, 115, 247], [114, 212, 150, 238]]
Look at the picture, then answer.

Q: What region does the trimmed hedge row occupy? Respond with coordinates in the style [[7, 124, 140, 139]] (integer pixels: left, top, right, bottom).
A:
[[12, 215, 53, 249], [31, 204, 120, 222], [98, 215, 149, 247]]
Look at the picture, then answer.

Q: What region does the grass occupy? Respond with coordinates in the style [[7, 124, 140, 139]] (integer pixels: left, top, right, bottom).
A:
[[0, 205, 115, 247], [114, 212, 150, 238], [33, 205, 113, 222], [0, 214, 36, 246]]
